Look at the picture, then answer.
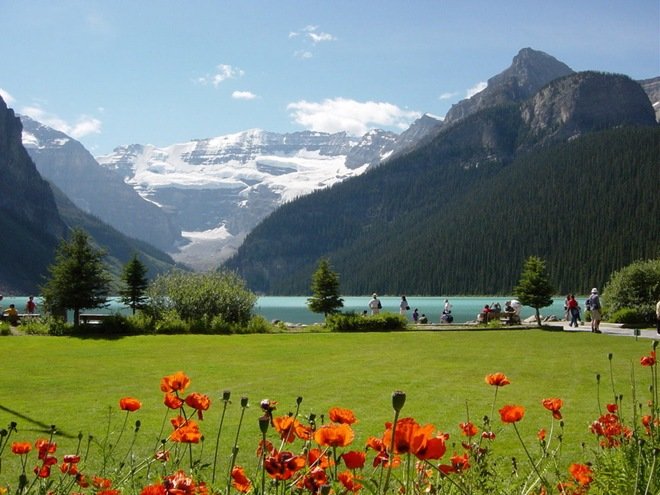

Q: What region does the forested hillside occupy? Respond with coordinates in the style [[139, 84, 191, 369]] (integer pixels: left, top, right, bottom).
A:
[[225, 125, 659, 295]]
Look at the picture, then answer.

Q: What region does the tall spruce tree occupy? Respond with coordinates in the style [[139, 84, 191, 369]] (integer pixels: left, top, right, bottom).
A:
[[119, 254, 149, 315], [41, 228, 112, 326], [307, 258, 344, 317], [514, 256, 555, 326]]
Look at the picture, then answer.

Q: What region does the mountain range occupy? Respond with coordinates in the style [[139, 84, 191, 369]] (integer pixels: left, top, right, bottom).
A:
[[224, 62, 659, 295], [3, 47, 659, 294]]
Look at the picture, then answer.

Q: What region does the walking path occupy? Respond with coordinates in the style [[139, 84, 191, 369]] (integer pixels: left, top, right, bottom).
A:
[[546, 321, 660, 340]]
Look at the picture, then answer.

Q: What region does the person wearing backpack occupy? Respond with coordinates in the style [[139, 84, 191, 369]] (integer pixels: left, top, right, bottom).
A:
[[368, 293, 381, 315], [587, 288, 602, 333]]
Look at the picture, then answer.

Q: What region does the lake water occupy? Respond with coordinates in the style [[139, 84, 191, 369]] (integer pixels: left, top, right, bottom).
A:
[[2, 295, 571, 325]]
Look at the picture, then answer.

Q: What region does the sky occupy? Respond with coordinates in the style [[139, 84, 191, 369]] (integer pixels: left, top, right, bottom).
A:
[[1, 1, 658, 155]]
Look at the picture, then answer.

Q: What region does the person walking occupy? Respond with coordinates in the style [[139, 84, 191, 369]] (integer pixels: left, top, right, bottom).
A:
[[656, 298, 660, 335], [587, 288, 602, 333], [567, 294, 580, 327], [368, 293, 381, 315]]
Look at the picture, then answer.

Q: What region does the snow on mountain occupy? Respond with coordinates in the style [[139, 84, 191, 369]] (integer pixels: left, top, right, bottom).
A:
[[96, 129, 382, 269]]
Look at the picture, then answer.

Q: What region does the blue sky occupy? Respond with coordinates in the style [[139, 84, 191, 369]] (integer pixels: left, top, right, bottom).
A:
[[1, 1, 658, 155]]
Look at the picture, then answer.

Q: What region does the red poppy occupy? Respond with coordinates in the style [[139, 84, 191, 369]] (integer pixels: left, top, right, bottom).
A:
[[162, 470, 208, 495], [481, 431, 496, 440], [568, 463, 593, 486], [314, 423, 354, 447], [297, 466, 328, 493], [341, 450, 366, 469], [329, 407, 358, 425], [485, 372, 510, 387], [231, 466, 252, 493], [338, 470, 363, 492], [185, 392, 211, 420], [164, 392, 184, 409], [11, 442, 32, 455], [606, 403, 618, 413], [439, 452, 470, 474], [119, 397, 142, 412], [160, 371, 191, 394], [141, 485, 166, 495], [264, 451, 306, 480], [537, 428, 547, 441], [640, 351, 656, 367], [499, 405, 525, 423], [541, 398, 563, 420], [459, 421, 478, 437], [93, 476, 113, 489], [35, 439, 56, 459]]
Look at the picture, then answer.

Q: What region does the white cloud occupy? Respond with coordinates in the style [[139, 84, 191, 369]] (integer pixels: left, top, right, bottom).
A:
[[287, 97, 421, 136], [197, 64, 245, 87], [439, 91, 459, 100], [0, 88, 15, 105], [466, 81, 487, 98], [21, 106, 102, 139], [232, 91, 257, 100], [289, 25, 336, 59]]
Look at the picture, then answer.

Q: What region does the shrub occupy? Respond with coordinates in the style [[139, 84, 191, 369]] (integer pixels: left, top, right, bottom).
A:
[[326, 311, 408, 332], [608, 307, 647, 325], [603, 258, 660, 322], [146, 270, 257, 326]]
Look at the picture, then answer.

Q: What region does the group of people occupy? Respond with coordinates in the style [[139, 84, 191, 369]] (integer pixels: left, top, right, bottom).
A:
[[563, 288, 602, 333], [0, 295, 38, 325]]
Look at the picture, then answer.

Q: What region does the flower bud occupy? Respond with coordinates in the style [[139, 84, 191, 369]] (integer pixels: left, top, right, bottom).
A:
[[296, 396, 303, 405], [222, 390, 231, 401], [259, 415, 270, 434], [392, 390, 406, 412], [241, 396, 249, 408]]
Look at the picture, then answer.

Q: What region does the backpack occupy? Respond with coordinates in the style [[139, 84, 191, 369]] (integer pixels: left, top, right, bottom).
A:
[[585, 299, 592, 311], [377, 301, 382, 309]]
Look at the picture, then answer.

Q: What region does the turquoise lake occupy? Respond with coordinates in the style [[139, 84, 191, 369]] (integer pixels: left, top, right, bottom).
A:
[[2, 295, 573, 325]]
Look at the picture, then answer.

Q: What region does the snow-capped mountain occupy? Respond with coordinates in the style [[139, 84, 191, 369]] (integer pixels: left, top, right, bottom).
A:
[[96, 126, 423, 269]]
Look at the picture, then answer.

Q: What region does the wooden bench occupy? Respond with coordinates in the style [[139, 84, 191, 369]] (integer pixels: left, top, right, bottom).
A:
[[79, 313, 111, 325], [500, 313, 521, 325]]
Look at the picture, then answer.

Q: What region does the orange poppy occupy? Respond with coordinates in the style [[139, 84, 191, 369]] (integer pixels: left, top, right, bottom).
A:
[[272, 415, 311, 443], [231, 466, 252, 493], [338, 470, 363, 492], [568, 463, 593, 486], [498, 405, 525, 423], [481, 431, 496, 440], [170, 416, 202, 444], [341, 450, 366, 469], [541, 398, 563, 420], [382, 417, 447, 460], [185, 393, 211, 420], [439, 452, 470, 474], [485, 372, 510, 387], [160, 371, 191, 394], [11, 442, 31, 455], [307, 448, 333, 469], [537, 428, 547, 441], [119, 397, 142, 412], [314, 423, 354, 447], [329, 407, 358, 425]]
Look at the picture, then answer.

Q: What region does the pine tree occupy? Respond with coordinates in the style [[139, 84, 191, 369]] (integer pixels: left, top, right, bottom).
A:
[[41, 228, 112, 326], [514, 256, 555, 326], [307, 258, 344, 317], [119, 254, 149, 315]]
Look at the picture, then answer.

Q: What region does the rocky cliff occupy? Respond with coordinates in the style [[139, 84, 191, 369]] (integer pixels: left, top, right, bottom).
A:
[[22, 117, 182, 252]]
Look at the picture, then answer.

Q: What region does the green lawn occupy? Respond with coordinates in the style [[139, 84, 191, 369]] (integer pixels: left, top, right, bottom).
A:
[[0, 330, 654, 484]]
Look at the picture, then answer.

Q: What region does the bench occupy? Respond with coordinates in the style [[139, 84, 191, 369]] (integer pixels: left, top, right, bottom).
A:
[[79, 313, 112, 325], [500, 313, 521, 325]]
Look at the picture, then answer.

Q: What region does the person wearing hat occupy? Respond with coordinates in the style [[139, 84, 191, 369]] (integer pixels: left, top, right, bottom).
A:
[[587, 288, 602, 333], [368, 293, 381, 315]]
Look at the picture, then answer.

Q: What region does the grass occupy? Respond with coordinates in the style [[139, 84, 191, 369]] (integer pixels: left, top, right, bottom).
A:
[[0, 329, 655, 485]]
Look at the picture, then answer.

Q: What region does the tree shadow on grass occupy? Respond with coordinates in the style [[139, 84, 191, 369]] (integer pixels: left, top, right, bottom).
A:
[[0, 404, 76, 438]]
